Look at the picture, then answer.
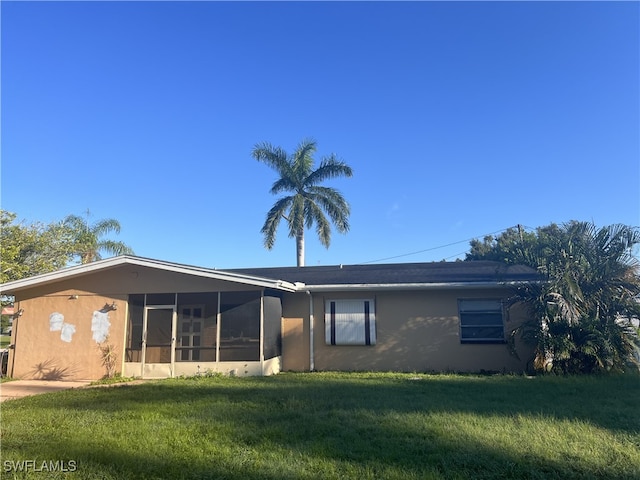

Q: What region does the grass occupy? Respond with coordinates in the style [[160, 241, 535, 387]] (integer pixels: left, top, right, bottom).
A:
[[1, 372, 639, 479], [1, 334, 10, 348], [88, 374, 139, 386]]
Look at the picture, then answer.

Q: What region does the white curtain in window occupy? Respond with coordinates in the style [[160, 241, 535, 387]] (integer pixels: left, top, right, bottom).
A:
[[325, 299, 376, 346]]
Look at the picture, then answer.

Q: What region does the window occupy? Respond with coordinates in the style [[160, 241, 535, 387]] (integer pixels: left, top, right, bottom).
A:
[[325, 299, 376, 346], [178, 305, 204, 361], [458, 299, 505, 343]]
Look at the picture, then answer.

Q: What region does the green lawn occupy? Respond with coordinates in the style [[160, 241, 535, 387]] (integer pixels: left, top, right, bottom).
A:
[[0, 334, 10, 348], [1, 372, 639, 479]]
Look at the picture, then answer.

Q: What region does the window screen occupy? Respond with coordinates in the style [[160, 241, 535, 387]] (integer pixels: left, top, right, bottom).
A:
[[459, 299, 504, 343], [325, 299, 376, 346]]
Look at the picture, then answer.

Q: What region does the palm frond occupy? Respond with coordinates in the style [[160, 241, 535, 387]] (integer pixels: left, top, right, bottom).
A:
[[287, 139, 315, 188], [261, 196, 293, 249], [98, 240, 133, 257], [287, 195, 306, 239], [270, 177, 297, 195], [304, 155, 353, 187], [252, 142, 292, 176], [305, 201, 332, 248], [93, 219, 122, 236], [307, 186, 350, 233]]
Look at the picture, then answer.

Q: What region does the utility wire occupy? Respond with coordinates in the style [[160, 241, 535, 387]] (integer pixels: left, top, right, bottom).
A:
[[360, 225, 521, 264]]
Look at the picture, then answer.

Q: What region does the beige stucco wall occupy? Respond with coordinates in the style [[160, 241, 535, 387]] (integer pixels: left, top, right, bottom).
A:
[[9, 290, 127, 380], [282, 288, 533, 373], [13, 265, 264, 301], [6, 265, 267, 380], [6, 262, 534, 378], [281, 317, 309, 371]]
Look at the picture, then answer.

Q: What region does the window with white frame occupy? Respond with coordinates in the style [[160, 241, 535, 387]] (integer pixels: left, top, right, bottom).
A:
[[458, 299, 505, 343], [325, 299, 376, 346]]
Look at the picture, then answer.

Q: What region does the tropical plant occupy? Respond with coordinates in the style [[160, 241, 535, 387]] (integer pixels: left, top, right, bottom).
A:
[[97, 339, 118, 379], [495, 221, 640, 374], [63, 212, 134, 264], [252, 139, 353, 266], [0, 210, 73, 282]]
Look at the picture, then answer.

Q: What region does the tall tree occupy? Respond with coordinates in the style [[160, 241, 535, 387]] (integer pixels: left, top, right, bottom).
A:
[[0, 210, 72, 283], [63, 211, 134, 264], [469, 221, 640, 373], [252, 139, 353, 266]]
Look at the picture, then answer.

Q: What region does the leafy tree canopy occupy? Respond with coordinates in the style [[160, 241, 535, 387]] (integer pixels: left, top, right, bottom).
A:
[[1, 210, 134, 284], [467, 221, 640, 374], [1, 210, 72, 283]]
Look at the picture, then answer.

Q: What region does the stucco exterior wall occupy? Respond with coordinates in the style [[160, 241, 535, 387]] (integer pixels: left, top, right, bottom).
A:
[[9, 290, 127, 380], [282, 289, 533, 373], [280, 293, 312, 371], [5, 262, 535, 378], [13, 265, 263, 301]]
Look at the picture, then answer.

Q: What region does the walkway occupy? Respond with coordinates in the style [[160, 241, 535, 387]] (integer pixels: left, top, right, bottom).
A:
[[0, 380, 92, 402]]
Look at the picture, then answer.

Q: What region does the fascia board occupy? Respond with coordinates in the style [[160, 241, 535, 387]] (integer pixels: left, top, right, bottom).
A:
[[300, 281, 539, 292], [123, 257, 298, 291], [0, 257, 128, 293]]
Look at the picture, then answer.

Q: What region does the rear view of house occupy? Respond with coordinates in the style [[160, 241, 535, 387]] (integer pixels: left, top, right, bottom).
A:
[[1, 256, 539, 380]]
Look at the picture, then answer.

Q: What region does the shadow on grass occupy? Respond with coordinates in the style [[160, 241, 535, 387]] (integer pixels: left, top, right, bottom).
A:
[[3, 373, 639, 479]]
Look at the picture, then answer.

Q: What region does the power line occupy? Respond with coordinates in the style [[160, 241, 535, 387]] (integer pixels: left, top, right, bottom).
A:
[[360, 226, 520, 264]]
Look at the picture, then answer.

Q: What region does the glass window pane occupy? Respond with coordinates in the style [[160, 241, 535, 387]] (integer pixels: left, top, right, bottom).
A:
[[460, 312, 503, 327], [461, 326, 504, 340]]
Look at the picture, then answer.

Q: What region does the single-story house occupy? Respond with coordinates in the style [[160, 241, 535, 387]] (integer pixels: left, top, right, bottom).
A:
[[0, 255, 540, 380]]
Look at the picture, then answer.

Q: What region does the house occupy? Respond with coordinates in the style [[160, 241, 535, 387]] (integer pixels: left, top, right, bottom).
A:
[[0, 256, 540, 380]]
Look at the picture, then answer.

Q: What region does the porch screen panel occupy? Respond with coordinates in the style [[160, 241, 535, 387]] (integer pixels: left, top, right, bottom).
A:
[[146, 309, 172, 363], [219, 291, 260, 361], [263, 295, 283, 360], [177, 293, 218, 362], [126, 294, 144, 362], [325, 299, 376, 346]]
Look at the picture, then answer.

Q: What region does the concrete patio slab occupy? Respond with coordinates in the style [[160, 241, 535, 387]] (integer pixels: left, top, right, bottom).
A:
[[0, 380, 92, 402]]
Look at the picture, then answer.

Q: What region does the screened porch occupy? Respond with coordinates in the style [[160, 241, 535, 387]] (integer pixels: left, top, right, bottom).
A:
[[123, 291, 282, 378]]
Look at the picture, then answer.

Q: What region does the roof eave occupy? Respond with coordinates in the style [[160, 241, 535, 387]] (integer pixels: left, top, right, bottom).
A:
[[300, 281, 538, 292], [0, 256, 298, 294]]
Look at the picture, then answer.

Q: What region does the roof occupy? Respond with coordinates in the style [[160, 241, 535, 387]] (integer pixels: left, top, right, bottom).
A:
[[0, 256, 541, 294], [230, 261, 541, 291], [0, 255, 299, 294]]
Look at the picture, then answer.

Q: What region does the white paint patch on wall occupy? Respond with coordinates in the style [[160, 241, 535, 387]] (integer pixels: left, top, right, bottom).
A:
[[91, 311, 111, 343], [49, 312, 77, 342], [50, 312, 64, 332], [60, 323, 76, 343]]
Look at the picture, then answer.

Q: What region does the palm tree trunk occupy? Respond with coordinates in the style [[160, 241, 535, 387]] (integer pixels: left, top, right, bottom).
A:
[[296, 230, 305, 267]]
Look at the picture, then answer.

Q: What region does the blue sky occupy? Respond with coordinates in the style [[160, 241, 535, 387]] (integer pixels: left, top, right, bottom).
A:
[[2, 1, 638, 268]]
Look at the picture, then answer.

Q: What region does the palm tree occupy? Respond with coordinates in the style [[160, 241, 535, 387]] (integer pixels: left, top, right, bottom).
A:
[[508, 221, 640, 373], [252, 139, 353, 266], [63, 212, 134, 264]]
